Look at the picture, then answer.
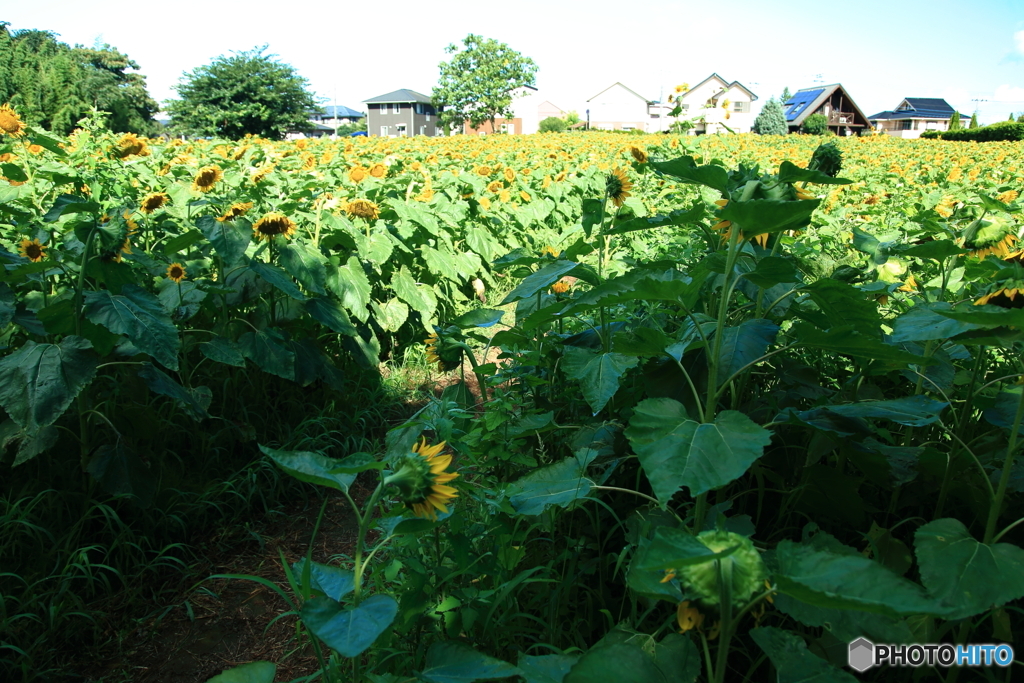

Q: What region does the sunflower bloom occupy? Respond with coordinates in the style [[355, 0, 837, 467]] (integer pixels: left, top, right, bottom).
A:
[[606, 168, 632, 207], [217, 201, 254, 222], [504, 167, 516, 182], [252, 212, 297, 241], [369, 163, 387, 178], [166, 262, 187, 283], [18, 238, 46, 262], [676, 601, 704, 633], [996, 190, 1019, 205], [349, 165, 369, 183], [550, 277, 572, 294], [975, 287, 1024, 308], [384, 438, 460, 521], [252, 165, 275, 184], [0, 104, 26, 137], [346, 199, 379, 220], [193, 165, 224, 193], [630, 146, 648, 163], [140, 192, 169, 214], [112, 133, 149, 159]]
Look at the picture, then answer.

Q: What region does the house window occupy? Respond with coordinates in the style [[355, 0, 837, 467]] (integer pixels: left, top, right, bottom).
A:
[[500, 123, 514, 134], [733, 102, 745, 112], [420, 125, 426, 136], [426, 113, 430, 121], [396, 124, 407, 137], [900, 120, 912, 130], [393, 103, 401, 114], [681, 104, 690, 111]]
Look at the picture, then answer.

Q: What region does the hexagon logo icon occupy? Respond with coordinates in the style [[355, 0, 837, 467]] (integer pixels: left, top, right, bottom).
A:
[[848, 637, 875, 672]]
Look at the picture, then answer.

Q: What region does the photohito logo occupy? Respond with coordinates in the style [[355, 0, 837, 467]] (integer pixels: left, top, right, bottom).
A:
[[848, 638, 1014, 672]]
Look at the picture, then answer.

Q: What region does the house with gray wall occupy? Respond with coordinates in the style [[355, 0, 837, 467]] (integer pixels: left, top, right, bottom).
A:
[[364, 89, 440, 137]]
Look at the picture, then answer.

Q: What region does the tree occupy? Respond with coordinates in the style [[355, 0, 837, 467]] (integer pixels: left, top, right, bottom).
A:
[[538, 116, 566, 133], [73, 44, 160, 134], [564, 110, 580, 126], [780, 87, 792, 104], [969, 112, 979, 129], [433, 34, 538, 134], [801, 113, 828, 135], [752, 98, 788, 135], [949, 111, 961, 130], [166, 47, 320, 140]]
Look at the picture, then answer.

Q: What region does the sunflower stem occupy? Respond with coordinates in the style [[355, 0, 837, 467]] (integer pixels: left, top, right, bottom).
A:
[[984, 375, 1024, 544], [352, 483, 383, 601]]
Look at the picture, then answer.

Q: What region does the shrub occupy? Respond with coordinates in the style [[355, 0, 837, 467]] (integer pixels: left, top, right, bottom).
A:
[[538, 116, 567, 133], [920, 130, 942, 139], [752, 98, 788, 136], [801, 113, 828, 135], [938, 121, 1024, 142]]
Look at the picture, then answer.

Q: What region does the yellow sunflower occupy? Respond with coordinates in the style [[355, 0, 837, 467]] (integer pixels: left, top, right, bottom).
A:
[[193, 165, 224, 193], [384, 438, 459, 521], [551, 277, 572, 294], [166, 262, 187, 283], [996, 190, 1019, 204], [606, 167, 632, 207], [369, 163, 387, 178], [112, 133, 149, 159], [487, 180, 503, 193], [140, 192, 169, 214], [0, 104, 26, 137], [975, 286, 1024, 308], [251, 165, 275, 184], [349, 165, 369, 183], [630, 146, 648, 163], [18, 238, 46, 262], [346, 199, 380, 221], [504, 167, 516, 182], [217, 201, 254, 222], [252, 212, 297, 241]]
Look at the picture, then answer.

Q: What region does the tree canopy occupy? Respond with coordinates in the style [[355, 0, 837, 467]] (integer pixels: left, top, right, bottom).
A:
[[166, 47, 320, 140], [0, 22, 158, 135], [433, 34, 538, 133], [801, 113, 828, 135], [752, 98, 788, 135]]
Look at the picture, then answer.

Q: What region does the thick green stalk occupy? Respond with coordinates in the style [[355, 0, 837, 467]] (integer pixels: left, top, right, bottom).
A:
[[984, 382, 1024, 544]]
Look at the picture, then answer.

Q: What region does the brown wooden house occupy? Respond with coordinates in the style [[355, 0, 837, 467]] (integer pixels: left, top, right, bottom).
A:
[[784, 84, 872, 135]]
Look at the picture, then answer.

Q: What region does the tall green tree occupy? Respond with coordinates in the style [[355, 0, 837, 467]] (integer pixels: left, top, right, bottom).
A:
[[752, 98, 788, 135], [166, 47, 320, 140], [432, 34, 538, 134], [780, 87, 792, 104], [969, 112, 979, 129], [949, 111, 961, 130], [73, 45, 160, 134]]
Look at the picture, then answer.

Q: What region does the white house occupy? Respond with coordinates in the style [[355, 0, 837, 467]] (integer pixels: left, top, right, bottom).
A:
[[585, 83, 659, 132], [868, 98, 968, 139], [463, 85, 545, 135], [673, 74, 758, 134]]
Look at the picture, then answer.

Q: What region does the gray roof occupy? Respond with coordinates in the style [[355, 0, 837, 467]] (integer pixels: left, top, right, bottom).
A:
[[364, 89, 433, 104], [868, 98, 964, 122]]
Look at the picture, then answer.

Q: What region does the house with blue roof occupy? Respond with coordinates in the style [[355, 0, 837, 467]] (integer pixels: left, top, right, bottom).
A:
[[867, 98, 967, 139], [783, 84, 872, 135]]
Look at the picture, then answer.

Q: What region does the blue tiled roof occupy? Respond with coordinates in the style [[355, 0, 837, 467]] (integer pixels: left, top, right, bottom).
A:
[[868, 109, 966, 121], [322, 105, 365, 118], [784, 89, 824, 122], [903, 98, 955, 114]]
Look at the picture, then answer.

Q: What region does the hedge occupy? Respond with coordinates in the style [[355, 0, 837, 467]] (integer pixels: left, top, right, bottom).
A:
[[921, 121, 1024, 142]]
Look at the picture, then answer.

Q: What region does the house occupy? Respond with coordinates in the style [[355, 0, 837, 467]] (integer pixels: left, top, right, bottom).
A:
[[672, 74, 758, 134], [314, 105, 365, 130], [538, 100, 566, 121], [284, 122, 336, 140], [463, 85, 544, 135], [867, 98, 968, 139], [585, 83, 659, 132], [364, 89, 440, 137], [783, 84, 872, 135]]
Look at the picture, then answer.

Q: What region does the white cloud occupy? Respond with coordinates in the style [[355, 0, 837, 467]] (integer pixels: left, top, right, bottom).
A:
[[994, 84, 1024, 102], [1016, 30, 1024, 55]]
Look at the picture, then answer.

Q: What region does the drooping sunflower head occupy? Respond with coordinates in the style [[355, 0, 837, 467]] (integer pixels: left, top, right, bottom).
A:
[[670, 530, 769, 610], [964, 217, 1019, 258], [606, 167, 633, 207], [166, 262, 187, 283], [424, 328, 464, 372], [112, 133, 149, 159], [504, 167, 516, 182], [487, 180, 503, 193], [630, 146, 648, 164], [140, 192, 169, 214], [251, 164, 275, 184], [346, 198, 380, 221], [18, 238, 46, 262], [252, 212, 297, 241], [217, 201, 254, 222], [384, 437, 459, 520], [974, 286, 1024, 308], [193, 165, 224, 192], [0, 104, 26, 137]]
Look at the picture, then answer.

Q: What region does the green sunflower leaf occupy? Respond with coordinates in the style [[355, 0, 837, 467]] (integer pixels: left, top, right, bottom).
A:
[[205, 662, 276, 683], [300, 594, 397, 658], [418, 641, 522, 683], [0, 336, 98, 431], [749, 627, 859, 683], [259, 444, 357, 492], [83, 285, 180, 370]]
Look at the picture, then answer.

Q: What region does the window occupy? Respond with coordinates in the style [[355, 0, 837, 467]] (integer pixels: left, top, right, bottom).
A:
[[900, 120, 912, 130], [396, 123, 407, 137], [393, 103, 401, 114], [733, 101, 745, 112], [380, 125, 389, 136], [681, 103, 690, 111]]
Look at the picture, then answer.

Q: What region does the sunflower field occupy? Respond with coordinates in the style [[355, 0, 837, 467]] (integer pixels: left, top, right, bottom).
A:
[[2, 104, 1024, 682]]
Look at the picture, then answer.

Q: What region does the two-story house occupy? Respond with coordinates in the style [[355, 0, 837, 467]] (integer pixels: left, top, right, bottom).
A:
[[868, 98, 968, 139], [585, 83, 658, 132], [783, 84, 872, 135], [364, 89, 440, 137], [673, 74, 758, 134]]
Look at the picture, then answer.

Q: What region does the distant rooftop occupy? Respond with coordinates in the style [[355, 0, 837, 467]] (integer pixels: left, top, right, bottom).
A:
[[364, 89, 433, 105], [322, 105, 365, 118]]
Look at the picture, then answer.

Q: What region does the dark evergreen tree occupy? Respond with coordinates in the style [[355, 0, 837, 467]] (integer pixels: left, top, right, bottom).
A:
[[752, 98, 788, 135], [780, 87, 792, 104], [969, 112, 979, 129], [949, 111, 961, 130], [166, 47, 320, 140]]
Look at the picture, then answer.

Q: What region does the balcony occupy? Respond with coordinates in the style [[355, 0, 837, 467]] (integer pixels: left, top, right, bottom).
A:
[[828, 111, 860, 125]]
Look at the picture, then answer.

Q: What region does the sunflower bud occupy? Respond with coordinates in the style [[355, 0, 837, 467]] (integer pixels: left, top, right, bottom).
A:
[[674, 530, 768, 609]]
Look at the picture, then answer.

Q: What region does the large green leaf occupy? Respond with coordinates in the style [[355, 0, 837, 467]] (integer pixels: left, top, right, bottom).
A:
[[137, 363, 210, 420], [742, 256, 799, 289], [86, 441, 158, 507], [326, 255, 372, 321], [650, 156, 729, 193], [84, 285, 180, 369], [935, 304, 1024, 329], [803, 279, 880, 331], [305, 297, 358, 336], [198, 214, 251, 266], [238, 329, 295, 380], [249, 260, 306, 300], [564, 642, 668, 683], [418, 641, 522, 683], [718, 198, 821, 236], [714, 319, 778, 386], [556, 268, 697, 320], [625, 398, 772, 502], [205, 662, 276, 683], [0, 282, 15, 328], [791, 324, 930, 365], [777, 161, 853, 186], [452, 308, 505, 329], [750, 627, 858, 683], [300, 594, 397, 657], [507, 455, 594, 515], [517, 654, 581, 683], [279, 242, 327, 295], [811, 396, 947, 427], [259, 444, 357, 492], [915, 518, 1024, 619], [984, 389, 1024, 435], [604, 204, 705, 236], [635, 526, 729, 571], [774, 592, 915, 645], [774, 540, 944, 617], [0, 336, 98, 431], [200, 336, 247, 367], [561, 348, 639, 414], [391, 267, 436, 324], [370, 299, 409, 333], [500, 260, 579, 306], [291, 558, 355, 601], [35, 298, 120, 356], [650, 633, 701, 683], [890, 302, 981, 342]]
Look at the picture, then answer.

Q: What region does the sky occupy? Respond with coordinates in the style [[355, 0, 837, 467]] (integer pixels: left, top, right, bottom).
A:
[[4, 0, 1024, 125]]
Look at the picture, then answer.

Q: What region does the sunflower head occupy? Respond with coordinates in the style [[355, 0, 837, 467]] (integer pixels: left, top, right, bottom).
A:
[[369, 163, 387, 178], [424, 327, 464, 372], [671, 530, 768, 610], [112, 133, 149, 159], [252, 212, 297, 241], [349, 166, 369, 183], [217, 201, 254, 222], [18, 238, 46, 262], [346, 199, 380, 221], [140, 192, 169, 214], [384, 438, 459, 520], [551, 277, 574, 294], [166, 262, 187, 283], [193, 165, 224, 192], [630, 146, 648, 164], [964, 217, 1019, 258], [487, 180, 503, 193], [606, 168, 632, 207], [504, 167, 516, 182], [0, 104, 26, 137]]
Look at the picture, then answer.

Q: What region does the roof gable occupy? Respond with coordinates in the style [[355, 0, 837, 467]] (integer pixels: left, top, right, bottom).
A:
[[680, 73, 729, 99], [322, 105, 365, 118], [903, 98, 955, 114], [783, 84, 871, 127], [364, 89, 433, 104], [588, 82, 651, 103]]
